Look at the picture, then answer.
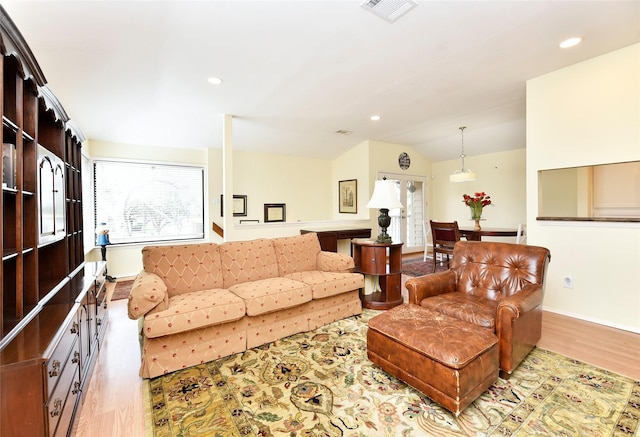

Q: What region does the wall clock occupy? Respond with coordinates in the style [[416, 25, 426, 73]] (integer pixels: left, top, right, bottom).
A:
[[398, 152, 411, 170]]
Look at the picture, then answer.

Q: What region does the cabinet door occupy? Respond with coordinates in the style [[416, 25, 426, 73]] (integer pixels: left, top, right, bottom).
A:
[[53, 163, 65, 234], [359, 246, 387, 275], [38, 154, 55, 237], [38, 146, 65, 245]]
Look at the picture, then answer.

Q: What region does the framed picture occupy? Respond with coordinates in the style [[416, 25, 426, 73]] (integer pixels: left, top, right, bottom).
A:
[[220, 194, 248, 217], [264, 203, 286, 223], [339, 179, 357, 214]]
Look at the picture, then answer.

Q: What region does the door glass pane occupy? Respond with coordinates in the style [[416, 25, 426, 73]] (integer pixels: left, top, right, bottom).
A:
[[388, 180, 402, 243], [405, 179, 425, 249], [384, 174, 427, 252]]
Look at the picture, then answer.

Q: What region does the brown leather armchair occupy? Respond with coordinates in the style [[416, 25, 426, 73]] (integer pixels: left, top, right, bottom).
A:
[[405, 241, 551, 377]]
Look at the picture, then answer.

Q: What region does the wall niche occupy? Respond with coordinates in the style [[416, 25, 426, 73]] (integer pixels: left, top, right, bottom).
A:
[[538, 160, 640, 221]]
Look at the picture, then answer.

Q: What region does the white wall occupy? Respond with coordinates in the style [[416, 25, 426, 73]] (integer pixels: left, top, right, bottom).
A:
[[527, 43, 640, 332], [431, 148, 527, 237], [332, 140, 371, 221]]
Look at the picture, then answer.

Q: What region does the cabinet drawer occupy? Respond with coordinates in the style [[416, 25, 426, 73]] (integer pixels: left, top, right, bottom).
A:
[[46, 313, 80, 396], [94, 276, 106, 306], [96, 292, 108, 343], [46, 340, 80, 437]]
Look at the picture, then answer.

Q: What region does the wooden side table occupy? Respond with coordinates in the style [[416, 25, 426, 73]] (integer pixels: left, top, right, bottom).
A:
[[352, 239, 403, 310]]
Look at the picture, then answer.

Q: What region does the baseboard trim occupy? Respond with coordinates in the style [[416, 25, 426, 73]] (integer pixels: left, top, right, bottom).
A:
[[543, 306, 640, 335]]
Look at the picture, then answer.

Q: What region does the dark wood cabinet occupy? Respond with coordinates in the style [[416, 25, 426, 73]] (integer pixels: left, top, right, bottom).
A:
[[0, 6, 105, 436], [352, 239, 403, 310]]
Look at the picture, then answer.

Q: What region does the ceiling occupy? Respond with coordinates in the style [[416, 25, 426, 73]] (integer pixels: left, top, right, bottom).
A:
[[2, 0, 639, 162]]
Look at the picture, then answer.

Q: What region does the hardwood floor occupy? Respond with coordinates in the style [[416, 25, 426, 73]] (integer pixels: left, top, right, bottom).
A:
[[538, 310, 640, 380], [70, 280, 640, 437]]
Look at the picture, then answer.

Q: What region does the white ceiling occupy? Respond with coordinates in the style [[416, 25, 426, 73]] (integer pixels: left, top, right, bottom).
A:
[[2, 0, 639, 162]]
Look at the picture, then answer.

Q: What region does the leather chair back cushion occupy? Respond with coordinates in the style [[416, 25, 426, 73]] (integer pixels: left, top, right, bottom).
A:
[[142, 243, 224, 296], [220, 239, 280, 288], [272, 232, 322, 276], [451, 241, 550, 301]]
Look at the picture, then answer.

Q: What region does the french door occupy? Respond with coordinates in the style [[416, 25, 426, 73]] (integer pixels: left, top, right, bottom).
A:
[[380, 172, 428, 254]]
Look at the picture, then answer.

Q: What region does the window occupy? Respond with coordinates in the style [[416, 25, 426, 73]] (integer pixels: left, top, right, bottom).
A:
[[94, 160, 205, 245]]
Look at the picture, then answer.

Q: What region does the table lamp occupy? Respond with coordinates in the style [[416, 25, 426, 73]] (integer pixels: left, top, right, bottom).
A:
[[367, 178, 403, 243]]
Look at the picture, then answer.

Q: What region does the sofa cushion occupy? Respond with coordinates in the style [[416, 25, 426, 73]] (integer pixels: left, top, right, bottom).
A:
[[220, 239, 279, 288], [272, 233, 321, 276], [228, 277, 312, 316], [128, 271, 169, 319], [285, 271, 364, 299], [143, 289, 246, 338], [420, 292, 498, 330], [142, 243, 224, 296]]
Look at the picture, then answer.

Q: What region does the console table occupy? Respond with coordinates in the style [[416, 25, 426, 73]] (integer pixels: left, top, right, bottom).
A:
[[352, 239, 403, 310], [459, 227, 518, 241], [300, 227, 371, 252]]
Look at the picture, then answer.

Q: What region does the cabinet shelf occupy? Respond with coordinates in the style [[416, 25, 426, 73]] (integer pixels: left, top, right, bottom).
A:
[[2, 249, 18, 260], [2, 115, 19, 132]]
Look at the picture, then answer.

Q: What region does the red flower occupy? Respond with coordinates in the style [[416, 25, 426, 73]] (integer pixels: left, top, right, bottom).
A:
[[462, 192, 493, 208]]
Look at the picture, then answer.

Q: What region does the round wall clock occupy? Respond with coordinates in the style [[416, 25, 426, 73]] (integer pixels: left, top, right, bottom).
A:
[[398, 152, 411, 170]]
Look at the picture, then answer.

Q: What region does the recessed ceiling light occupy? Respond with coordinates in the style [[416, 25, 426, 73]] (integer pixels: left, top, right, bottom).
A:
[[559, 37, 582, 49], [370, 115, 381, 121], [207, 77, 223, 85]]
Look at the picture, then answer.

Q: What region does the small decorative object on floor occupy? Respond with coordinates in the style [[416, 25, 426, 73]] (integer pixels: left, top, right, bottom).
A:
[[463, 192, 492, 231]]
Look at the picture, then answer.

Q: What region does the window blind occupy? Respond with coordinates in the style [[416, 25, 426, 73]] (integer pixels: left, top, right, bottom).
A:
[[94, 160, 205, 245]]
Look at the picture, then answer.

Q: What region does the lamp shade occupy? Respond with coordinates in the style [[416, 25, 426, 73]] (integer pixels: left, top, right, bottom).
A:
[[449, 126, 477, 182], [366, 179, 404, 209], [449, 169, 477, 182]]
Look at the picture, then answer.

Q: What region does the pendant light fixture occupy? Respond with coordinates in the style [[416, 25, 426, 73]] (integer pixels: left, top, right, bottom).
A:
[[450, 126, 477, 182]]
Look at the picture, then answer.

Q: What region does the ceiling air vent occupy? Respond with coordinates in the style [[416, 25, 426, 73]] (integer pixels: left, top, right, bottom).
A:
[[361, 0, 418, 23]]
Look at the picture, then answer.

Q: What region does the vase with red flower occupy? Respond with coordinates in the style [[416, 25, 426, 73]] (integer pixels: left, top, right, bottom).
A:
[[462, 192, 492, 231]]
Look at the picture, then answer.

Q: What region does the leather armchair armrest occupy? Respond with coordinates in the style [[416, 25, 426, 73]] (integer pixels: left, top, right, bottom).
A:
[[405, 270, 457, 305], [317, 251, 355, 272], [127, 271, 169, 320], [497, 284, 545, 317], [496, 284, 545, 375]]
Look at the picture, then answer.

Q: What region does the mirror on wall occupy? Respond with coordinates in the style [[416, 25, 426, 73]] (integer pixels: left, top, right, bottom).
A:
[[538, 161, 640, 221]]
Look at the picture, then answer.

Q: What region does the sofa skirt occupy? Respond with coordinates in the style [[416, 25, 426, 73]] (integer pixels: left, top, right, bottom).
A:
[[140, 289, 362, 378]]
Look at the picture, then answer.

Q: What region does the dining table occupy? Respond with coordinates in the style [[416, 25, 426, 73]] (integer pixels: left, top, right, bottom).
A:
[[458, 226, 518, 241]]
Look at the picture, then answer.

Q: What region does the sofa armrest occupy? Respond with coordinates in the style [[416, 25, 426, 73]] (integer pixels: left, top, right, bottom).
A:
[[405, 270, 457, 305], [316, 251, 355, 272], [127, 271, 169, 320]]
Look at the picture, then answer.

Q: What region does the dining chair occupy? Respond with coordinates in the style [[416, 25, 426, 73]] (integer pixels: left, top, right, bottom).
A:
[[422, 221, 433, 262], [429, 220, 461, 273], [516, 223, 527, 244]]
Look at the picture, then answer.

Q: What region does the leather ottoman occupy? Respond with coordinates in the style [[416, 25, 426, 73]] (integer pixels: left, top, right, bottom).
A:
[[367, 304, 499, 416]]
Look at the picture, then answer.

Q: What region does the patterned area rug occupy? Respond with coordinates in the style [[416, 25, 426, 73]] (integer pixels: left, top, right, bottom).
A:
[[402, 256, 447, 277], [145, 310, 640, 436]]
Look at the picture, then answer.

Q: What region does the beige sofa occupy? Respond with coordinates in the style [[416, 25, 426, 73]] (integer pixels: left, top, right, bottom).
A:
[[127, 232, 364, 378]]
